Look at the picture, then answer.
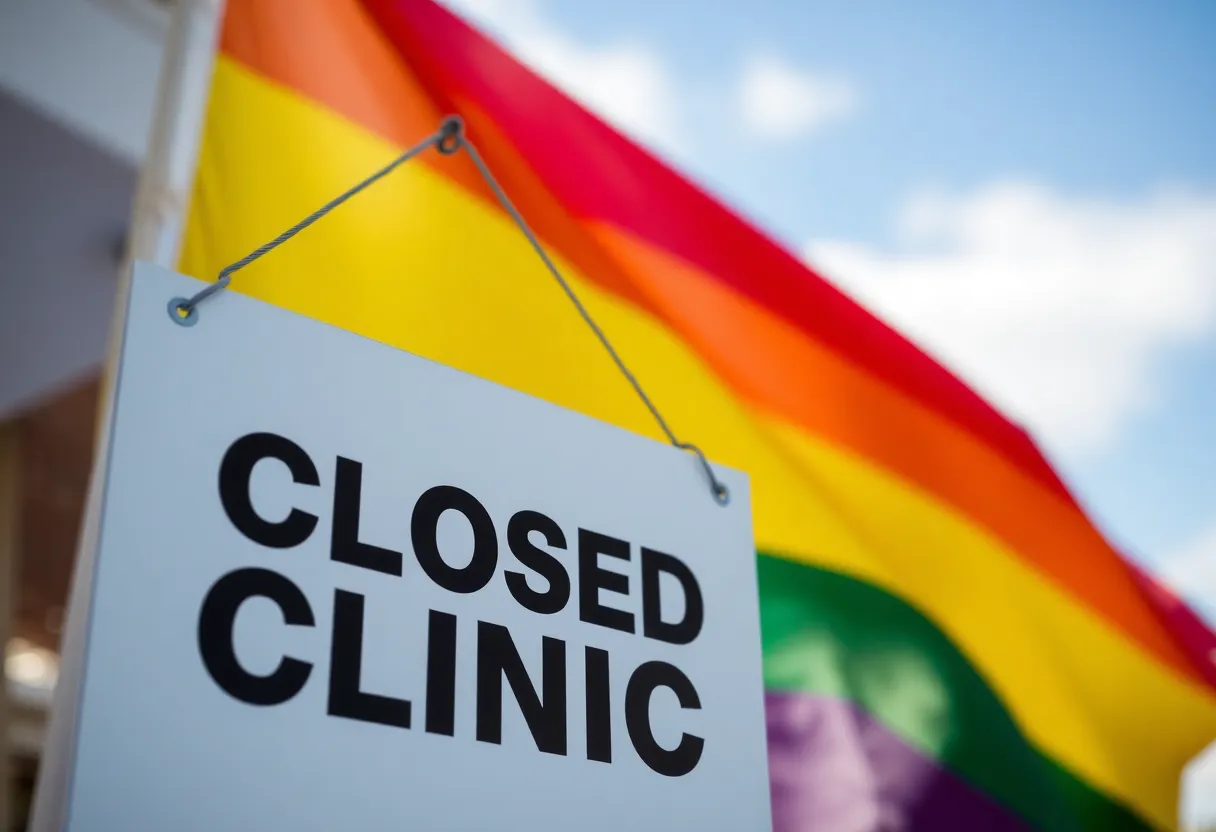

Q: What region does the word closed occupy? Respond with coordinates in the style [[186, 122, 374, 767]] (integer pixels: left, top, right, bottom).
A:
[[198, 432, 709, 777]]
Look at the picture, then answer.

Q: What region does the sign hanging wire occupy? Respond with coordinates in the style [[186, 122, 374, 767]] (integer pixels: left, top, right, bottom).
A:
[[171, 116, 729, 506]]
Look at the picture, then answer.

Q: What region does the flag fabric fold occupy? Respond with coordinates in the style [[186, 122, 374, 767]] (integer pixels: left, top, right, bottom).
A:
[[179, 1, 1216, 828]]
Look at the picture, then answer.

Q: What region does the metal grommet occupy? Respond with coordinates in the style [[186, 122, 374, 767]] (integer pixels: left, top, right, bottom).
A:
[[437, 115, 465, 155], [167, 297, 199, 327], [677, 442, 730, 507]]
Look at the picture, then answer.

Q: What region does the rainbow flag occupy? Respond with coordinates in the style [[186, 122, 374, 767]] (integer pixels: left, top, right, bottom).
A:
[[179, 1, 1216, 828]]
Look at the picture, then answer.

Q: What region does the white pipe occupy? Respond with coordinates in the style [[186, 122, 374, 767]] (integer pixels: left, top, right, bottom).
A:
[[127, 0, 224, 268], [27, 2, 222, 828]]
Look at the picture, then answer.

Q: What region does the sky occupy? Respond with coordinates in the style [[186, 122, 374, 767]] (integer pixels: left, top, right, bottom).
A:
[[437, 0, 1216, 824]]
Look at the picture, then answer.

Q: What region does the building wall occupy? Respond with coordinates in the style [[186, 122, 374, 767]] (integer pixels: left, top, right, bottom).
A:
[[0, 0, 168, 165], [0, 0, 168, 420]]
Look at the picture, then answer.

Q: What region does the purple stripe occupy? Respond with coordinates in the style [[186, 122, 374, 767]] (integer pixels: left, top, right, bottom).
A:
[[766, 691, 1032, 832]]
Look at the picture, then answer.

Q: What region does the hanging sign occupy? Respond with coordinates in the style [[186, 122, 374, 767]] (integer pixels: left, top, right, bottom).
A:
[[46, 262, 771, 831]]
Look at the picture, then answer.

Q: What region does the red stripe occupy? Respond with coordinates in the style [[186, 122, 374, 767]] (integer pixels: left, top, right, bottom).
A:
[[359, 0, 1080, 507]]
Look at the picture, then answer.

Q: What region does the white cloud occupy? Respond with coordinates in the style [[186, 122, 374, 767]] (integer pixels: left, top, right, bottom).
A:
[[1159, 524, 1216, 829], [440, 0, 680, 150], [440, 3, 860, 155], [1162, 524, 1216, 619], [807, 183, 1216, 456], [1183, 740, 1216, 831], [738, 55, 857, 140]]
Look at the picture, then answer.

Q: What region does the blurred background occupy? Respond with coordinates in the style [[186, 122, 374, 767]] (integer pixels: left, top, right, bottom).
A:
[[0, 0, 1212, 829]]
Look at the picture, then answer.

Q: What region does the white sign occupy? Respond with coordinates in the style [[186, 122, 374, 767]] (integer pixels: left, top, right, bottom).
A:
[[47, 263, 771, 831]]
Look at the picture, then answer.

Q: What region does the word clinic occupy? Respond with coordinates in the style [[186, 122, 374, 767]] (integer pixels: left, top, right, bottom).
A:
[[197, 432, 708, 777]]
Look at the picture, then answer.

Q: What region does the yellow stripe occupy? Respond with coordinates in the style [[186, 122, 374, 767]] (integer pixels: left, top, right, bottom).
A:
[[181, 58, 1216, 827]]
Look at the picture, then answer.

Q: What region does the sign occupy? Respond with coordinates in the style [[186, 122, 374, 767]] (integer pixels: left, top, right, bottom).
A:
[[46, 263, 771, 830]]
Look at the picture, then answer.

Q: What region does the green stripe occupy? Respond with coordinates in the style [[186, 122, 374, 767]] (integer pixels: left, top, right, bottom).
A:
[[757, 552, 1159, 831]]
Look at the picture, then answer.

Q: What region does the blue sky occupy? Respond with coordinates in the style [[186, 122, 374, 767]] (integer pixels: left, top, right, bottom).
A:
[[540, 0, 1216, 241], [442, 0, 1216, 818]]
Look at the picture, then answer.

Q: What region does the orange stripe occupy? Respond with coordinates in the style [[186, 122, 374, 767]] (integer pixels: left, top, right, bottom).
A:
[[219, 0, 437, 170], [211, 0, 1208, 688], [217, 0, 656, 315]]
